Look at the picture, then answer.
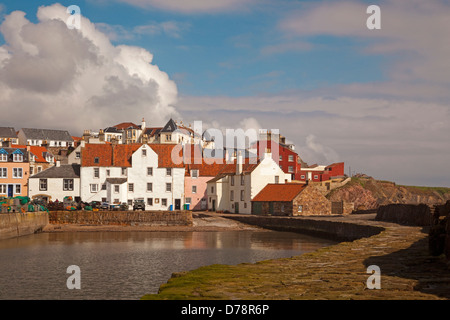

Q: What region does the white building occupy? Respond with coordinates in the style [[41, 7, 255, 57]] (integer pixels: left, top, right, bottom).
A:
[[80, 143, 185, 210], [207, 152, 291, 214], [18, 128, 74, 147], [28, 163, 81, 203]]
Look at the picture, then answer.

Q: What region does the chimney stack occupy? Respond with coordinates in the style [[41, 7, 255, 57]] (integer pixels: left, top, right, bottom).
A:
[[236, 150, 243, 175]]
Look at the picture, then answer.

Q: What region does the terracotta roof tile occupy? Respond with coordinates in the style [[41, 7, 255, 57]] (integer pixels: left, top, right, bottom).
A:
[[81, 144, 113, 167], [252, 183, 306, 202]]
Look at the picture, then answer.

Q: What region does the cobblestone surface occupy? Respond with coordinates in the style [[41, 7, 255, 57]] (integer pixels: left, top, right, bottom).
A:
[[143, 214, 450, 300]]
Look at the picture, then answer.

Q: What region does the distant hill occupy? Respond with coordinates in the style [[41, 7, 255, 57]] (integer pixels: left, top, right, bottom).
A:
[[326, 176, 450, 211]]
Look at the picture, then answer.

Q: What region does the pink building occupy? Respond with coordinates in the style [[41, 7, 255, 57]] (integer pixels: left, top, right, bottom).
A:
[[0, 147, 30, 197], [184, 161, 225, 211]]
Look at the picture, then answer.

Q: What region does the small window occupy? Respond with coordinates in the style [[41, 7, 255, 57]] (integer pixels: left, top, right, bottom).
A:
[[90, 184, 98, 193], [0, 168, 7, 178], [231, 176, 235, 186], [122, 168, 127, 176], [63, 179, 74, 191], [301, 175, 305, 179], [128, 199, 133, 205], [298, 205, 303, 213], [114, 185, 120, 193], [279, 155, 283, 162], [94, 157, 99, 164], [0, 154, 7, 162], [147, 182, 153, 192], [240, 175, 245, 185], [101, 184, 107, 190], [288, 166, 294, 173], [75, 152, 81, 159], [94, 168, 99, 178], [128, 183, 134, 192], [147, 198, 153, 206], [191, 170, 198, 178], [13, 154, 23, 162], [147, 167, 153, 176], [142, 149, 147, 156], [288, 155, 294, 162], [166, 168, 172, 176], [230, 190, 234, 201], [106, 170, 110, 176], [161, 198, 167, 206], [15, 184, 21, 194], [211, 186, 214, 193], [314, 175, 319, 180], [240, 190, 244, 201], [13, 168, 23, 178], [40, 179, 47, 191], [192, 185, 197, 194], [275, 176, 279, 184], [166, 183, 172, 192], [185, 197, 191, 204], [0, 184, 6, 194]]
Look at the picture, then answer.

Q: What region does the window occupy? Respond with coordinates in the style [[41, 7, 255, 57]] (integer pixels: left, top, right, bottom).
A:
[[147, 167, 153, 176], [240, 190, 244, 201], [166, 168, 172, 176], [90, 184, 98, 193], [94, 168, 99, 178], [63, 179, 74, 191], [314, 175, 319, 180], [15, 184, 21, 194], [165, 134, 171, 141], [240, 175, 245, 186], [0, 184, 6, 194], [121, 168, 127, 176], [211, 186, 214, 193], [231, 176, 235, 186], [185, 197, 191, 204], [37, 166, 42, 173], [106, 170, 110, 176], [94, 157, 99, 164], [301, 175, 305, 179], [128, 199, 133, 206], [13, 154, 23, 162], [128, 183, 134, 192], [288, 166, 294, 173], [275, 176, 279, 184], [161, 198, 167, 206], [0, 168, 6, 178], [147, 198, 153, 206], [147, 183, 153, 192], [192, 185, 197, 194], [101, 184, 106, 190], [230, 190, 234, 201], [298, 205, 303, 213], [166, 183, 172, 192], [114, 185, 120, 193], [288, 155, 294, 162], [40, 179, 47, 191], [142, 149, 147, 156], [13, 168, 23, 178], [0, 154, 7, 162], [244, 202, 247, 208], [191, 170, 198, 178], [279, 155, 283, 162]]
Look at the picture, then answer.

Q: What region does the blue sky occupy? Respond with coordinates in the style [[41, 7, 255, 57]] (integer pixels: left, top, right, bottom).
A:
[[0, 0, 449, 187]]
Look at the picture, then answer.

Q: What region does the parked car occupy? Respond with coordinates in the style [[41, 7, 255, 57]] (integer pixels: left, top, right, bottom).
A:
[[100, 202, 110, 210], [133, 199, 145, 211]]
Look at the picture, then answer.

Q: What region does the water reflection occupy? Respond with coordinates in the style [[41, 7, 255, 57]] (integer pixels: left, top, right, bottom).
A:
[[0, 231, 335, 300]]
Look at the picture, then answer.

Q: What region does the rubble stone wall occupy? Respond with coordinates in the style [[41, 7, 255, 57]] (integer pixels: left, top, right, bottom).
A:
[[48, 210, 193, 226]]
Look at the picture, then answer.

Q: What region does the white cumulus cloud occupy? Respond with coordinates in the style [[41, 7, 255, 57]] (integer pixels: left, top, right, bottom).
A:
[[0, 3, 179, 135]]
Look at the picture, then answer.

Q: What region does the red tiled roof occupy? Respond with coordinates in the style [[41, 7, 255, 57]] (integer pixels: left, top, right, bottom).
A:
[[113, 122, 139, 130], [12, 144, 54, 163], [112, 144, 141, 167], [148, 144, 185, 168], [81, 144, 113, 167], [252, 183, 306, 202]]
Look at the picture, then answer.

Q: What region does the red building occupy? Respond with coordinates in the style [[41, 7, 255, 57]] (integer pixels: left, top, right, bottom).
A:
[[296, 162, 345, 182]]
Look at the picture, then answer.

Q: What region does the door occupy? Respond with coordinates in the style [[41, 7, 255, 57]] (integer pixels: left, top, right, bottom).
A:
[[175, 199, 181, 210], [7, 185, 13, 197], [234, 202, 239, 214], [212, 199, 216, 211], [269, 202, 274, 215]]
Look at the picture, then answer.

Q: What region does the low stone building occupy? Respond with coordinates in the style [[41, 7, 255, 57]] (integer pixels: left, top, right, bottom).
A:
[[251, 183, 331, 216]]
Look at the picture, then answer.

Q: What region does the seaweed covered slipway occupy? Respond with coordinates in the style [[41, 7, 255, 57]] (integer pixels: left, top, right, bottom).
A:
[[143, 213, 450, 300]]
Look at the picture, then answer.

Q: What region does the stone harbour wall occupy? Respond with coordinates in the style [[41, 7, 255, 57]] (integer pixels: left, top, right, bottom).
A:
[[375, 204, 432, 226], [0, 212, 49, 240], [48, 210, 193, 227]]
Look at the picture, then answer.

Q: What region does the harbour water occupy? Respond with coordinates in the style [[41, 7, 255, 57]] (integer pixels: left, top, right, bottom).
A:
[[0, 230, 336, 300]]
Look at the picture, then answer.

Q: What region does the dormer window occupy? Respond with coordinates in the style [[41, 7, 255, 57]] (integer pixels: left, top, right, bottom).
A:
[[94, 157, 99, 164], [13, 154, 23, 162], [0, 154, 7, 162], [191, 170, 198, 178]]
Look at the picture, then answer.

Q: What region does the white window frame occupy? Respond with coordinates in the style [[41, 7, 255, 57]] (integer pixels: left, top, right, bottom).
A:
[[147, 182, 153, 192], [40, 179, 48, 191], [192, 185, 197, 194], [63, 179, 74, 191], [13, 168, 23, 178], [166, 183, 172, 192], [0, 168, 7, 178], [0, 184, 6, 194], [90, 184, 99, 193], [13, 154, 23, 162], [0, 154, 7, 162]]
